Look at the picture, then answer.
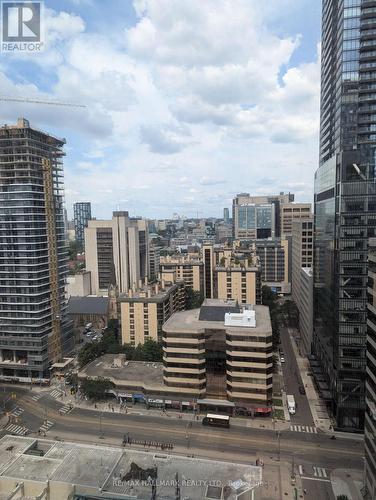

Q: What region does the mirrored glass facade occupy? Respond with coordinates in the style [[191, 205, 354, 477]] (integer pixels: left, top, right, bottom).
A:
[[314, 0, 376, 431]]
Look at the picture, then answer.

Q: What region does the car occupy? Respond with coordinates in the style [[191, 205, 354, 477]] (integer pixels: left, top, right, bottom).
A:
[[299, 385, 306, 395], [280, 356, 285, 363], [85, 332, 92, 337]]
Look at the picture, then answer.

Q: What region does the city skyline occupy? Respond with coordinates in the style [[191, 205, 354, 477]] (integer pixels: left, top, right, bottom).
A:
[[0, 0, 321, 219]]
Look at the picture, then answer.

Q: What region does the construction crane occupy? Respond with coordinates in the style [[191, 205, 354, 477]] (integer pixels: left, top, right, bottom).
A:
[[0, 96, 86, 108]]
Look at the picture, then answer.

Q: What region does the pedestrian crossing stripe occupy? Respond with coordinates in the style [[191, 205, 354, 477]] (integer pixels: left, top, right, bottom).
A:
[[5, 424, 29, 436], [59, 404, 73, 414], [313, 466, 327, 478], [11, 407, 24, 417], [39, 421, 54, 433], [50, 389, 62, 399], [31, 394, 43, 401], [289, 425, 318, 433]]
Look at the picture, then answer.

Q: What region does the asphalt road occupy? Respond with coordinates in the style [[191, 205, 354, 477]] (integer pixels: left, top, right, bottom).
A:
[[0, 387, 364, 473], [280, 326, 314, 426]]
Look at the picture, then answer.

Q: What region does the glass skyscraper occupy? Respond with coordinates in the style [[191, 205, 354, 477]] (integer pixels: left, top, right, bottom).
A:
[[73, 201, 92, 247], [314, 0, 376, 431]]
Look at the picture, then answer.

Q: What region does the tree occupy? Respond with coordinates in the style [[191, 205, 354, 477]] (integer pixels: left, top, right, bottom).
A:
[[80, 377, 115, 401], [262, 285, 278, 311], [141, 339, 163, 362], [78, 342, 102, 368], [186, 288, 204, 310]]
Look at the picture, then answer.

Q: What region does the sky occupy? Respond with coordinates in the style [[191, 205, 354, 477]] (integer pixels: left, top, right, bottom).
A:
[[0, 0, 322, 219]]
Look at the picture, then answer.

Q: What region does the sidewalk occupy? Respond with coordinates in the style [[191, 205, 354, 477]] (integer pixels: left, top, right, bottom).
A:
[[288, 329, 332, 432], [54, 390, 290, 431], [331, 468, 364, 500]]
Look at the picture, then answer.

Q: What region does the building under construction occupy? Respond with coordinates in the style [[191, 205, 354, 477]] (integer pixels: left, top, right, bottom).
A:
[[0, 118, 73, 382]]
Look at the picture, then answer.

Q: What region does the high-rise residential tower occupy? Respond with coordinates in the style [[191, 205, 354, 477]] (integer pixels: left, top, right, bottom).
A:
[[73, 202, 91, 248], [313, 0, 376, 431], [0, 118, 73, 382], [85, 211, 149, 295]]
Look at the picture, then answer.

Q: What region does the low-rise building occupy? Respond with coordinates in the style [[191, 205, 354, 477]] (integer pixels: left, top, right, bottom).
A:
[[67, 296, 110, 342], [119, 280, 186, 345], [163, 299, 273, 407], [66, 271, 92, 298], [0, 435, 262, 500]]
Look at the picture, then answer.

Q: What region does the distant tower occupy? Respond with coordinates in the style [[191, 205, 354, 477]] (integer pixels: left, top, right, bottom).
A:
[[73, 202, 92, 248], [223, 207, 230, 224]]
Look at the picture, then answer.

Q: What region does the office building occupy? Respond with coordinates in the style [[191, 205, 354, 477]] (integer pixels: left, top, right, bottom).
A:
[[160, 255, 204, 293], [232, 192, 294, 239], [119, 280, 186, 345], [291, 217, 314, 306], [313, 0, 376, 431], [223, 207, 230, 223], [73, 202, 91, 248], [163, 300, 273, 406], [280, 203, 312, 237], [365, 238, 376, 498], [0, 118, 73, 382], [85, 211, 149, 295], [254, 238, 291, 294]]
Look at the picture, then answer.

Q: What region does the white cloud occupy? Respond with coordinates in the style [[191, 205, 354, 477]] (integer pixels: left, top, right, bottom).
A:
[[1, 0, 320, 218]]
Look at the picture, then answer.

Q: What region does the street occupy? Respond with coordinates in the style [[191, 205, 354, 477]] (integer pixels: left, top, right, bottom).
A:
[[0, 386, 364, 470], [280, 326, 314, 426]]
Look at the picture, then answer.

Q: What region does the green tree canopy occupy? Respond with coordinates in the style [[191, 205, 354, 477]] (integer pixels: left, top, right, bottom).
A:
[[80, 377, 115, 401]]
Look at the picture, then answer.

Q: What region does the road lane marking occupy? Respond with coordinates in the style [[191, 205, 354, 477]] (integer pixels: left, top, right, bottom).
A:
[[20, 400, 364, 457], [301, 476, 331, 483]]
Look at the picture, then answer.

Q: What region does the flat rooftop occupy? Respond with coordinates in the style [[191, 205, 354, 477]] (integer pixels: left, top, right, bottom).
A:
[[119, 281, 183, 302], [79, 354, 164, 389], [0, 436, 262, 499], [164, 300, 271, 334]]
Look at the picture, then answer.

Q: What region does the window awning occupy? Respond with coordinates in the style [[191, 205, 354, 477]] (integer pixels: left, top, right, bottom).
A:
[[197, 399, 235, 407]]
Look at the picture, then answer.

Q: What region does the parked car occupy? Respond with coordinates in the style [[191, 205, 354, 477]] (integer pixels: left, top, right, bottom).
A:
[[299, 385, 306, 395], [280, 356, 285, 363]]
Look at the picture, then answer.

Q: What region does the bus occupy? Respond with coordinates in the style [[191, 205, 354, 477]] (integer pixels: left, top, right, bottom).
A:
[[202, 413, 230, 428]]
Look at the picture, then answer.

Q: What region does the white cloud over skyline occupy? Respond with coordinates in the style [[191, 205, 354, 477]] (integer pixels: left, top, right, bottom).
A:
[[0, 0, 320, 219]]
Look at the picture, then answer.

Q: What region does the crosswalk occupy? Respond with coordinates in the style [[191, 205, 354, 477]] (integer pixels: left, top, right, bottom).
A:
[[290, 424, 318, 434], [39, 420, 54, 434], [313, 466, 328, 478], [31, 393, 43, 402], [50, 389, 63, 399], [10, 407, 24, 418], [59, 403, 73, 415], [5, 423, 29, 436]]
